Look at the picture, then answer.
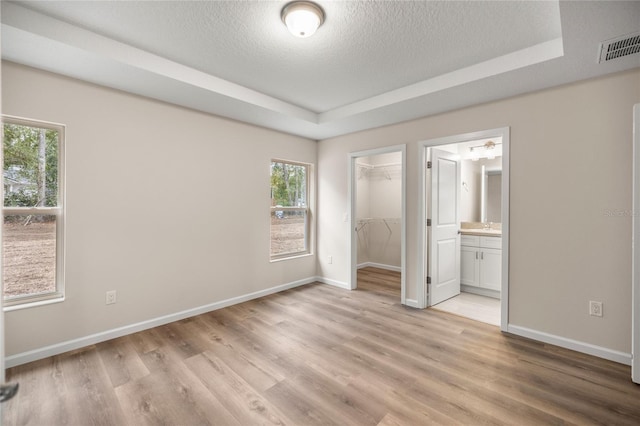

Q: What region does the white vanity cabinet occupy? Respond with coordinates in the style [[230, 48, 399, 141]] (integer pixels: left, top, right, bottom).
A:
[[460, 235, 501, 292]]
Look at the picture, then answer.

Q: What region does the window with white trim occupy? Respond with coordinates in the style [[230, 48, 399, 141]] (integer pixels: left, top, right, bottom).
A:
[[270, 160, 310, 259], [2, 116, 65, 307]]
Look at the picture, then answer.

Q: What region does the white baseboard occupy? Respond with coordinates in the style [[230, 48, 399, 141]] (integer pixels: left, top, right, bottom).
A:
[[357, 262, 401, 272], [315, 276, 350, 290], [5, 277, 317, 368], [507, 324, 632, 366], [405, 298, 420, 308]]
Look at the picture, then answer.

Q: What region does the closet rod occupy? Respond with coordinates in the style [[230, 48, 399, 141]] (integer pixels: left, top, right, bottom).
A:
[[371, 162, 402, 168], [355, 162, 401, 169]]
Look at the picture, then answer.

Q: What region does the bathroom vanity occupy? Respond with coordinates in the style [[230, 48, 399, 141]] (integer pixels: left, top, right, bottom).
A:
[[460, 229, 501, 298]]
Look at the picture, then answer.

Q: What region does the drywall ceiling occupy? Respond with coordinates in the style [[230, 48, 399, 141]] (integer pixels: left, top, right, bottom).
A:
[[2, 1, 639, 140]]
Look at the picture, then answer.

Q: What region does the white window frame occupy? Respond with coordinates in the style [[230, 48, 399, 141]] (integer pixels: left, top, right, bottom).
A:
[[270, 159, 311, 261], [2, 115, 65, 309]]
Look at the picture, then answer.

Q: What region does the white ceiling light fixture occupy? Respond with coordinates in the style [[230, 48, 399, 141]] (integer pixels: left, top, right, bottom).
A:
[[485, 140, 496, 160], [281, 1, 325, 38], [469, 140, 501, 161]]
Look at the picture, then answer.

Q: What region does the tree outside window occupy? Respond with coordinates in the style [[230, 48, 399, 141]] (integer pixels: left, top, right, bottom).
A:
[[270, 160, 310, 259]]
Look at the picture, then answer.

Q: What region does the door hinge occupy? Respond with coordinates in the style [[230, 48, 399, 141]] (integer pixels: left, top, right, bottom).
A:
[[427, 161, 432, 169], [426, 276, 431, 284], [427, 219, 431, 227]]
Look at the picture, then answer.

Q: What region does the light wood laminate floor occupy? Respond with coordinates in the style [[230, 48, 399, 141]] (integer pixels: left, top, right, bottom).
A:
[[4, 267, 640, 425]]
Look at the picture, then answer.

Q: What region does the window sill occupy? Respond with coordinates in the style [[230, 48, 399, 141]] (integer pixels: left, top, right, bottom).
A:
[[4, 295, 65, 312], [270, 252, 314, 263]]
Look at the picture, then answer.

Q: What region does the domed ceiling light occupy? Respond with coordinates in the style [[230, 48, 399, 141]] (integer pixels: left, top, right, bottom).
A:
[[281, 1, 325, 38]]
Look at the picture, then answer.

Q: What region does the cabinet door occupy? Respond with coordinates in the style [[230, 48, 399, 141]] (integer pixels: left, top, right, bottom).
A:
[[460, 246, 479, 287], [480, 248, 501, 291]]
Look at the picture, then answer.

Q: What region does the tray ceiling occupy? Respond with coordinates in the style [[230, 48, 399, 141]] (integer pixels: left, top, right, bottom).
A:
[[2, 1, 639, 140]]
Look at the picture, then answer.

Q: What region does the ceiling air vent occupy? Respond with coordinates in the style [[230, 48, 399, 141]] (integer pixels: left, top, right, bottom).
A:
[[598, 31, 640, 63]]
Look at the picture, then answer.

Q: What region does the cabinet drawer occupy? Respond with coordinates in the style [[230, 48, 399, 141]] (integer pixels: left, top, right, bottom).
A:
[[461, 235, 480, 247], [480, 236, 502, 249]]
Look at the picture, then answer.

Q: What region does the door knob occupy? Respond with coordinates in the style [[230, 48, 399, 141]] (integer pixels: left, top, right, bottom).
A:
[[0, 382, 19, 403]]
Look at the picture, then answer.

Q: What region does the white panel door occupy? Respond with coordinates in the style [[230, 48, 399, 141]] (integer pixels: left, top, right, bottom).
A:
[[429, 149, 461, 305]]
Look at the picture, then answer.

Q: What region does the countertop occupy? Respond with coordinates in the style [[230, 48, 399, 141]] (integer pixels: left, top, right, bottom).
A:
[[460, 229, 502, 237]]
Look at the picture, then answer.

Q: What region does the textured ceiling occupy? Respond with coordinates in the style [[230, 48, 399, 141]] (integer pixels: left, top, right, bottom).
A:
[[2, 1, 639, 140]]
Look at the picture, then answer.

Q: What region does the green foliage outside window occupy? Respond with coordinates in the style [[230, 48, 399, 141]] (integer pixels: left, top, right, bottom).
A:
[[3, 123, 59, 208], [270, 161, 307, 207]]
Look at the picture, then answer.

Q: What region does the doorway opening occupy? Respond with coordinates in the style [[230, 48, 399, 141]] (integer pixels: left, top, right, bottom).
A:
[[348, 145, 406, 303], [418, 128, 509, 330]]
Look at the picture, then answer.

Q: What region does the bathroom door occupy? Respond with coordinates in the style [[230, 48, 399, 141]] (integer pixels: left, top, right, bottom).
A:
[[429, 148, 461, 305]]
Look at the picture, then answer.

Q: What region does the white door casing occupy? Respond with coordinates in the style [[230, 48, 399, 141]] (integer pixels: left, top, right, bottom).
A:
[[348, 144, 407, 303], [429, 148, 461, 305], [1, 17, 6, 418], [418, 127, 509, 329], [632, 103, 640, 384]]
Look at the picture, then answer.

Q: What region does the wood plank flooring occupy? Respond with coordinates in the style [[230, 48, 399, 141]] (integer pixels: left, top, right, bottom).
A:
[[4, 267, 640, 425]]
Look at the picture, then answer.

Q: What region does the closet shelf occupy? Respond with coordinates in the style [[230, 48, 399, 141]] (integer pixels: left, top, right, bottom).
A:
[[356, 162, 401, 180], [355, 162, 401, 169]]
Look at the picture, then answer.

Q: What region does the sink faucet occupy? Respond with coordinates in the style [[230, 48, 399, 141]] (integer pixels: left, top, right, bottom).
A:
[[483, 222, 492, 230]]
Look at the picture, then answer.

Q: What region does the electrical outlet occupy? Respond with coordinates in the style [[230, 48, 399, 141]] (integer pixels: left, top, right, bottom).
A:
[[106, 290, 117, 305], [328, 255, 333, 264], [589, 300, 603, 317]]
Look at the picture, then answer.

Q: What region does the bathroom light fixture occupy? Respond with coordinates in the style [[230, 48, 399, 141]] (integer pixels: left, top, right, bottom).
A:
[[486, 141, 496, 160], [469, 140, 500, 161], [281, 1, 325, 38]]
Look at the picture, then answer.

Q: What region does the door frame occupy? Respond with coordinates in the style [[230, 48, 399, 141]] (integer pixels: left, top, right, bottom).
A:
[[0, 24, 5, 397], [418, 127, 510, 332], [348, 145, 407, 303], [632, 103, 639, 383]]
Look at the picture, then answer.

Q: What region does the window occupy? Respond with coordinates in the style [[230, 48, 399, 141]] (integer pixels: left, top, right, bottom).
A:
[[270, 160, 310, 260], [2, 116, 65, 307]]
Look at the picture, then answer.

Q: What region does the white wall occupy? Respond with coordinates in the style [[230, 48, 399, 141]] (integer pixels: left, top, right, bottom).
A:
[[317, 68, 640, 354], [2, 62, 317, 356]]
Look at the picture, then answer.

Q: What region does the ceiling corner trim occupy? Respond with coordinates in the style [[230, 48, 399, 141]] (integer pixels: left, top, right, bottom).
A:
[[319, 37, 565, 124]]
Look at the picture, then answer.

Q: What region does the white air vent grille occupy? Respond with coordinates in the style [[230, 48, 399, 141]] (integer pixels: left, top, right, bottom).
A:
[[598, 32, 640, 63]]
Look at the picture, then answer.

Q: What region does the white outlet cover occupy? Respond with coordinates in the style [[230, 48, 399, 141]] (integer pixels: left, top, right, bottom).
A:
[[589, 301, 603, 317], [106, 290, 117, 305]]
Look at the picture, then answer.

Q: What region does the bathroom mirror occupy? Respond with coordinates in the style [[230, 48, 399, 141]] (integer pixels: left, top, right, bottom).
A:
[[460, 158, 502, 223], [481, 168, 502, 223]]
